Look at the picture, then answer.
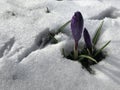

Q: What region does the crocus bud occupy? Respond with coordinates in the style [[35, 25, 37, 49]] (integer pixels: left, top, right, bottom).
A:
[[71, 11, 84, 59], [71, 11, 84, 46], [84, 28, 92, 49]]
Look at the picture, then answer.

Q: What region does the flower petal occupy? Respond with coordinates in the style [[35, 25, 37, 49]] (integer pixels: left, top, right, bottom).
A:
[[71, 11, 84, 42], [84, 28, 92, 49]]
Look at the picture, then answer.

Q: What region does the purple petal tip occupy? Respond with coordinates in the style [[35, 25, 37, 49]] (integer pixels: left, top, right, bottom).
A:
[[71, 11, 84, 43], [84, 28, 92, 49]]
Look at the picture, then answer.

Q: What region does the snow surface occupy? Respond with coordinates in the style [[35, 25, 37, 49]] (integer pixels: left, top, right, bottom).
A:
[[0, 0, 120, 90]]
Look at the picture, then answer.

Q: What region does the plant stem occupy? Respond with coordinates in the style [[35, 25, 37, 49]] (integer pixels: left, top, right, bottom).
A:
[[74, 42, 78, 60]]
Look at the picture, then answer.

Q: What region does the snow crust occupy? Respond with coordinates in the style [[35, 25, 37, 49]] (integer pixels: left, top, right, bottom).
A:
[[0, 0, 120, 90]]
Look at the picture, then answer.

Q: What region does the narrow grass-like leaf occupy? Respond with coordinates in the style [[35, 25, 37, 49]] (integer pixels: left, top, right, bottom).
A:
[[79, 55, 97, 63], [92, 21, 104, 45], [87, 48, 91, 56], [49, 33, 58, 43], [47, 20, 70, 44], [94, 40, 111, 56], [78, 57, 84, 61], [56, 20, 71, 34]]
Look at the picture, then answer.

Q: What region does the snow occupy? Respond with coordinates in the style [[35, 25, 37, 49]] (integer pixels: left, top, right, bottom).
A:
[[0, 0, 120, 90]]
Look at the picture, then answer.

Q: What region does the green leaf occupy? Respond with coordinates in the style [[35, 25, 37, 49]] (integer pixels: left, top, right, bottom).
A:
[[49, 33, 58, 43], [92, 21, 104, 45], [87, 48, 91, 56], [79, 55, 97, 63], [56, 20, 71, 34], [94, 40, 111, 56]]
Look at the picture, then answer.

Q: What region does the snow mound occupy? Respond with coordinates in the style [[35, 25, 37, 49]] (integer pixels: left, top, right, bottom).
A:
[[0, 0, 120, 90]]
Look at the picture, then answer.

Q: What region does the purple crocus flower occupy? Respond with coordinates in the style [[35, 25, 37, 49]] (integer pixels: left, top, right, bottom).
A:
[[71, 11, 84, 50], [84, 28, 92, 49]]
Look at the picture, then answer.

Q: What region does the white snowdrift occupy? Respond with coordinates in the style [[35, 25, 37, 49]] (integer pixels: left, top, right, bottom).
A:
[[0, 0, 120, 90]]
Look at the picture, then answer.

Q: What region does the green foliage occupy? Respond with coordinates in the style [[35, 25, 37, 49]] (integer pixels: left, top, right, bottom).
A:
[[56, 20, 71, 34], [60, 20, 111, 74], [79, 55, 97, 63], [94, 40, 111, 56], [92, 21, 104, 45], [47, 20, 71, 45]]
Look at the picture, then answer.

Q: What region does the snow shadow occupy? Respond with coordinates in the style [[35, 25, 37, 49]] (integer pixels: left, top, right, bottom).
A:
[[17, 28, 59, 62], [95, 54, 120, 85], [17, 28, 50, 62], [90, 7, 120, 20], [61, 39, 84, 57], [0, 37, 15, 58]]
